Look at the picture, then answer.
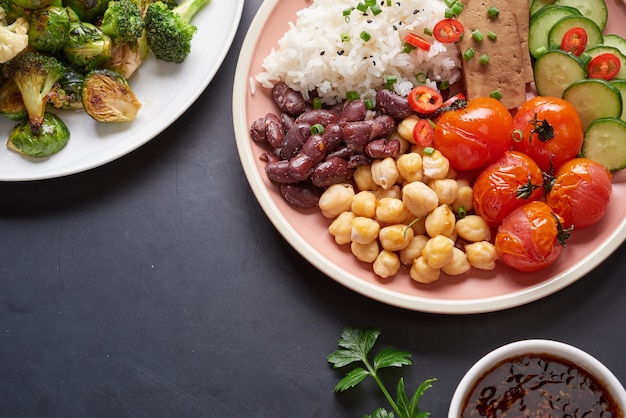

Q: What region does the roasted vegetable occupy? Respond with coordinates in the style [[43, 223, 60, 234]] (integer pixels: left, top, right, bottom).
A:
[[7, 111, 69, 157], [27, 6, 71, 53], [82, 68, 140, 122]]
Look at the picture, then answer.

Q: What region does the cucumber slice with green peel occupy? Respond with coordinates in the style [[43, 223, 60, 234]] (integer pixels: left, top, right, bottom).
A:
[[585, 46, 626, 79], [602, 34, 626, 56], [610, 79, 626, 121], [530, 0, 555, 18], [582, 117, 626, 171], [529, 5, 582, 58], [553, 0, 608, 31], [562, 79, 622, 129], [534, 50, 587, 97], [548, 15, 603, 53]]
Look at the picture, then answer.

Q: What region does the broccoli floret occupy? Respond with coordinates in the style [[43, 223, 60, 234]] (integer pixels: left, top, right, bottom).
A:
[[4, 51, 65, 132], [100, 0, 144, 44], [144, 0, 211, 63]]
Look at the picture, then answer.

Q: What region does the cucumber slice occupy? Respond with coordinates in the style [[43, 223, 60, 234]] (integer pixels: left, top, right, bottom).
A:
[[553, 0, 608, 31], [534, 50, 587, 97], [548, 16, 603, 53], [530, 0, 555, 17], [585, 46, 626, 79], [562, 79, 622, 129], [529, 5, 582, 58], [582, 117, 626, 171], [610, 79, 626, 121], [602, 34, 626, 56]]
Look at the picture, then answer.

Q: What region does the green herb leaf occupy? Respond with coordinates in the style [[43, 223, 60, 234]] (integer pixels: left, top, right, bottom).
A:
[[374, 347, 412, 370], [334, 367, 371, 391], [327, 349, 363, 368], [396, 378, 411, 416], [366, 408, 395, 418], [337, 327, 379, 358]]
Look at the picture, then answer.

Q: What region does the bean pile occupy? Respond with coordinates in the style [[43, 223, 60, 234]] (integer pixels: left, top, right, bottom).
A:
[[249, 83, 497, 283]]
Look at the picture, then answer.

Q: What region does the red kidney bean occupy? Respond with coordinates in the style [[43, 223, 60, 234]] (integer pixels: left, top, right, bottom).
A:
[[370, 114, 396, 140], [272, 82, 307, 116], [322, 124, 342, 152], [326, 145, 353, 160], [288, 154, 316, 181], [265, 114, 285, 148], [340, 99, 368, 122], [280, 183, 320, 208], [342, 120, 372, 152], [265, 160, 299, 184], [280, 123, 311, 160], [260, 151, 279, 164], [295, 109, 339, 126], [364, 138, 401, 159], [281, 113, 295, 131], [311, 157, 354, 187], [376, 89, 414, 120], [249, 115, 271, 144], [301, 134, 326, 162], [348, 153, 373, 168]]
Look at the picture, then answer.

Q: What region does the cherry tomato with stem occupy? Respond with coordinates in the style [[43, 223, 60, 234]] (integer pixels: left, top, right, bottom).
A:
[[545, 157, 612, 229], [495, 201, 571, 272], [472, 150, 545, 227], [588, 53, 621, 80], [407, 85, 442, 114], [560, 27, 587, 56], [433, 18, 464, 43], [433, 97, 514, 171], [512, 96, 584, 172]]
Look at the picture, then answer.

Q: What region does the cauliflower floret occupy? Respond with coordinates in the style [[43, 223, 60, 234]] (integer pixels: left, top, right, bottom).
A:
[[0, 7, 29, 64]]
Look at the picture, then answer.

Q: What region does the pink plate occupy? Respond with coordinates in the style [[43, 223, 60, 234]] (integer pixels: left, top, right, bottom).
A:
[[233, 0, 626, 314]]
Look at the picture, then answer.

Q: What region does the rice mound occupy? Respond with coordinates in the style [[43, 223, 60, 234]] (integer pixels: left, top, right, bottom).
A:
[[256, 0, 462, 105]]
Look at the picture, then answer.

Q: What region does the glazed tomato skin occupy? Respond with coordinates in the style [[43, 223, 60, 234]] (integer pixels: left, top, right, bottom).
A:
[[512, 96, 583, 172], [546, 158, 612, 229], [495, 201, 568, 272], [433, 97, 514, 171], [472, 150, 545, 227]]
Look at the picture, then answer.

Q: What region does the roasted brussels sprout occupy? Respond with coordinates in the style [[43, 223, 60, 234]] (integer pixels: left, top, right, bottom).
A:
[[62, 0, 108, 22], [0, 77, 27, 121], [27, 6, 71, 53], [11, 0, 54, 11], [63, 21, 112, 70], [48, 68, 84, 110], [7, 111, 70, 157], [103, 41, 144, 79], [82, 68, 140, 122]]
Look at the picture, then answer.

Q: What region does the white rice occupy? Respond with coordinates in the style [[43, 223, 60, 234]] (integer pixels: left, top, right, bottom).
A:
[[255, 0, 462, 105]]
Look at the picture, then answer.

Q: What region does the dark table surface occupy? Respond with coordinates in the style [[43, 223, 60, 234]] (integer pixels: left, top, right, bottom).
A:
[[2, 1, 626, 417]]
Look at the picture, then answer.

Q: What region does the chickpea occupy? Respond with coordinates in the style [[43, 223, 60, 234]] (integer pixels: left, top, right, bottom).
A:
[[425, 204, 456, 237], [409, 256, 441, 284], [455, 215, 491, 242], [422, 149, 450, 180], [452, 180, 473, 213], [371, 157, 400, 190], [318, 183, 355, 218], [396, 152, 423, 183], [379, 224, 414, 251], [407, 215, 427, 236], [441, 247, 471, 276], [373, 250, 401, 279], [376, 197, 410, 225], [351, 191, 377, 218], [372, 185, 402, 200], [397, 115, 420, 142], [351, 240, 380, 263], [422, 234, 455, 269], [351, 216, 381, 244], [429, 179, 458, 206], [354, 164, 376, 191], [328, 211, 356, 245], [402, 181, 439, 218], [465, 241, 498, 270], [399, 234, 429, 265]]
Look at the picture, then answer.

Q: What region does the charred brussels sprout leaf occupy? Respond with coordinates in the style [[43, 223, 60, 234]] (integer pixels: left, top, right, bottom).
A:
[[63, 0, 109, 22], [82, 68, 141, 122], [48, 69, 84, 111], [63, 21, 112, 70], [7, 112, 70, 158], [10, 0, 54, 11], [0, 78, 27, 121], [27, 6, 71, 53]]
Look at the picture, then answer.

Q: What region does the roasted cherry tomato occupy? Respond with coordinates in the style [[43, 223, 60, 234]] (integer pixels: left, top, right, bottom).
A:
[[472, 150, 544, 227], [512, 96, 584, 172], [407, 85, 442, 114], [560, 27, 587, 56], [413, 118, 434, 146], [433, 18, 464, 43], [495, 201, 570, 272], [545, 158, 612, 229], [403, 32, 431, 52], [433, 97, 514, 171], [588, 53, 621, 80]]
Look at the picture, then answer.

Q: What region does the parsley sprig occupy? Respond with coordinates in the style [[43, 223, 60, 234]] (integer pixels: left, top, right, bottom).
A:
[[327, 327, 436, 418]]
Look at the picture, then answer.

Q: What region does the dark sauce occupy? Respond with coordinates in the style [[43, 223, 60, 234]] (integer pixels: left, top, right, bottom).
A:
[[461, 353, 624, 418]]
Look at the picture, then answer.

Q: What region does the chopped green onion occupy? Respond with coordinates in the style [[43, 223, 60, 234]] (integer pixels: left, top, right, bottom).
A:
[[346, 90, 360, 101], [451, 2, 464, 16], [356, 2, 368, 12], [487, 6, 499, 18], [423, 146, 435, 155], [463, 47, 475, 60], [479, 54, 490, 65], [512, 128, 524, 143], [365, 98, 375, 110], [488, 30, 497, 40], [360, 31, 371, 41], [404, 217, 422, 238], [490, 90, 503, 100], [365, 0, 376, 6], [403, 43, 416, 53], [384, 75, 398, 88], [311, 124, 325, 135], [533, 46, 547, 57], [472, 29, 483, 42], [444, 0, 456, 7], [439, 80, 449, 90], [457, 206, 467, 219], [312, 97, 322, 109], [343, 7, 353, 16], [444, 7, 454, 18], [423, 27, 433, 36], [415, 72, 427, 84], [386, 0, 391, 5], [371, 4, 382, 15], [341, 33, 351, 42]]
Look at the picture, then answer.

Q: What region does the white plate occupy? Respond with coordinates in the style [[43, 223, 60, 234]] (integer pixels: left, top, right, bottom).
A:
[[233, 0, 626, 314], [0, 0, 244, 181]]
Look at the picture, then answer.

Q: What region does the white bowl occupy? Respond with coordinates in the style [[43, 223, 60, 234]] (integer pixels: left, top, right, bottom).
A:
[[448, 339, 626, 418]]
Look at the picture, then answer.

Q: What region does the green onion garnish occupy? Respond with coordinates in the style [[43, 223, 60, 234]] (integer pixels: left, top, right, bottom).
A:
[[512, 129, 524, 143], [415, 72, 427, 84], [451, 2, 464, 16], [341, 33, 351, 42], [463, 47, 475, 60], [439, 80, 449, 90], [490, 90, 503, 100], [371, 4, 382, 15], [487, 6, 499, 18], [423, 146, 435, 155], [346, 90, 360, 101], [364, 0, 376, 6], [457, 206, 467, 219], [356, 2, 368, 12], [312, 97, 322, 109], [343, 7, 353, 16], [360, 31, 371, 41], [311, 124, 325, 135], [472, 29, 483, 42], [365, 98, 375, 110], [488, 30, 497, 40], [423, 27, 433, 36], [479, 54, 490, 65]]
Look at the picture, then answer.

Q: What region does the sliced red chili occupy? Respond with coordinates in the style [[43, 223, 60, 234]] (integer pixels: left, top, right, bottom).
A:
[[403, 33, 431, 52], [407, 85, 443, 114], [413, 118, 434, 146], [433, 18, 464, 43], [588, 53, 621, 80], [560, 27, 587, 56]]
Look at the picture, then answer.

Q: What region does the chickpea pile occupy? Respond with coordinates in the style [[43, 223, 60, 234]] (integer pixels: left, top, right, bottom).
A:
[[319, 116, 498, 284]]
